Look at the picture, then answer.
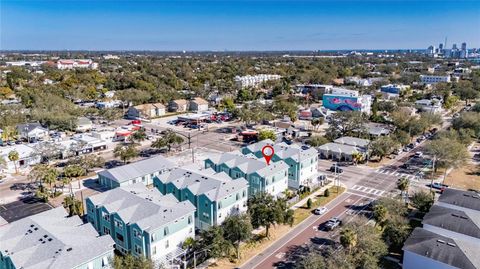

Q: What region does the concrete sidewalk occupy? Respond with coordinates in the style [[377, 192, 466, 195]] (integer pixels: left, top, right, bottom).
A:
[[290, 181, 338, 210]]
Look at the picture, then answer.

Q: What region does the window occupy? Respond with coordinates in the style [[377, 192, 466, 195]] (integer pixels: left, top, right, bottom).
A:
[[114, 219, 123, 229], [133, 229, 142, 239], [103, 227, 110, 235], [102, 212, 110, 222], [102, 256, 109, 267], [218, 202, 222, 209], [134, 244, 142, 255], [205, 201, 209, 207], [116, 233, 124, 242], [243, 190, 246, 197], [132, 179, 137, 184], [188, 216, 192, 224], [236, 193, 240, 200], [151, 233, 156, 242], [219, 213, 222, 218], [152, 246, 157, 255], [164, 227, 169, 236], [203, 212, 210, 218], [165, 240, 169, 248]]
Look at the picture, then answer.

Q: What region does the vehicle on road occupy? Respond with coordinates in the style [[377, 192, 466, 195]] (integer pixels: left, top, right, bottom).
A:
[[314, 206, 328, 215], [324, 217, 342, 231], [328, 166, 343, 174]]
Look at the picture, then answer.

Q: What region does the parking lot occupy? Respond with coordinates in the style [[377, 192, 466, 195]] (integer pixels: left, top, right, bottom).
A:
[[0, 197, 52, 223]]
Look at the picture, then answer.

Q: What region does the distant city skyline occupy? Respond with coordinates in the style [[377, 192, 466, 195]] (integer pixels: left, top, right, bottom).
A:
[[1, 0, 479, 51]]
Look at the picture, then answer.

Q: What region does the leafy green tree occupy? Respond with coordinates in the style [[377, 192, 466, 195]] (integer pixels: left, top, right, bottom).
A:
[[410, 191, 434, 213], [382, 214, 411, 251], [151, 130, 184, 152], [8, 150, 19, 174], [425, 137, 469, 176], [298, 252, 326, 269], [340, 228, 358, 254], [248, 193, 292, 237], [310, 118, 324, 131], [306, 136, 329, 147], [114, 144, 138, 164], [130, 128, 147, 143], [219, 97, 236, 113], [64, 164, 86, 179], [369, 136, 397, 161], [454, 80, 478, 105], [392, 130, 410, 146], [326, 111, 367, 140], [258, 129, 276, 141], [112, 254, 153, 269], [306, 198, 312, 209], [452, 111, 480, 138], [197, 226, 230, 259], [222, 214, 253, 259]]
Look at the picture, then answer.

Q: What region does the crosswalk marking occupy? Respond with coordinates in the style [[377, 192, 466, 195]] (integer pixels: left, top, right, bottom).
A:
[[350, 185, 385, 196], [375, 169, 417, 180]]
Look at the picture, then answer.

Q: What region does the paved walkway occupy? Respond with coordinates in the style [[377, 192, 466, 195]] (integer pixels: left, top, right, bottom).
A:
[[290, 182, 336, 210]]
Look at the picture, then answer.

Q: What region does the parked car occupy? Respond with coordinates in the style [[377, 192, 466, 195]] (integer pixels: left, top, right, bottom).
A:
[[314, 207, 328, 215], [329, 166, 343, 174], [301, 145, 310, 150], [431, 182, 449, 190], [324, 217, 342, 231], [414, 152, 423, 158]]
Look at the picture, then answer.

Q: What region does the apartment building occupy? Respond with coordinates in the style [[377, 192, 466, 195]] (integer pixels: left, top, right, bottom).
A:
[[56, 59, 98, 70], [241, 140, 319, 189], [154, 166, 249, 230], [402, 189, 480, 269], [234, 74, 281, 88], [97, 155, 175, 189], [204, 152, 289, 197], [86, 184, 195, 265], [0, 207, 115, 269], [420, 75, 451, 84]]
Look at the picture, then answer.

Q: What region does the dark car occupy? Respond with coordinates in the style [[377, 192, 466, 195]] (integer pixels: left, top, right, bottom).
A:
[[324, 217, 342, 231], [329, 166, 343, 174]]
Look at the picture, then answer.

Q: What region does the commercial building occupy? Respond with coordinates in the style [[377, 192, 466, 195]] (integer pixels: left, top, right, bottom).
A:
[[98, 155, 175, 189], [234, 74, 281, 88], [0, 144, 41, 173], [75, 117, 93, 133], [154, 166, 249, 230], [0, 207, 115, 269], [189, 98, 209, 112], [204, 152, 289, 197], [402, 189, 480, 269], [241, 140, 319, 189], [86, 184, 195, 265], [420, 75, 451, 84], [56, 59, 98, 70], [126, 103, 166, 119], [16, 122, 49, 142], [322, 88, 372, 114], [380, 84, 409, 96], [415, 99, 443, 114]]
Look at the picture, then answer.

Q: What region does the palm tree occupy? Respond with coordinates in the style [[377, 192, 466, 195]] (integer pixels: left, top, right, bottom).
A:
[[114, 144, 138, 164], [397, 177, 410, 201], [340, 228, 358, 254], [63, 195, 83, 217], [373, 204, 388, 228], [130, 128, 147, 143], [8, 150, 19, 174], [351, 152, 363, 165]]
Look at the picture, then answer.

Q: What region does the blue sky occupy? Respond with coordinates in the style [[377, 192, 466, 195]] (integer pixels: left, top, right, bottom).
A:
[[1, 0, 479, 51]]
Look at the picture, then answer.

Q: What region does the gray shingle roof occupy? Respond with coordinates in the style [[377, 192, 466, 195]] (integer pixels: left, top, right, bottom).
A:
[[423, 205, 480, 240], [0, 207, 114, 269], [333, 136, 370, 148], [403, 228, 480, 269], [244, 140, 317, 162], [157, 166, 248, 201], [88, 183, 195, 232], [97, 155, 175, 184], [318, 142, 362, 155], [438, 189, 480, 212]]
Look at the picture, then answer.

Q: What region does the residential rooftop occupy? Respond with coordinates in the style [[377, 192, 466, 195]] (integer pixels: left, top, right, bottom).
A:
[[243, 139, 317, 162], [318, 142, 362, 155], [157, 166, 248, 201], [0, 207, 114, 269], [333, 136, 370, 148], [207, 152, 289, 177], [423, 205, 480, 240], [97, 155, 175, 184], [88, 183, 195, 232], [403, 228, 480, 269], [438, 189, 480, 212]]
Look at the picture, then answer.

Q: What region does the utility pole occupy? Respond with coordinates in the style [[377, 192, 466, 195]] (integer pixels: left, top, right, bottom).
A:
[[429, 156, 436, 192]]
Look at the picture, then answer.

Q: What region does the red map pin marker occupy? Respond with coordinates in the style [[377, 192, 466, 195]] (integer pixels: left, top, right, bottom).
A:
[[261, 145, 274, 165]]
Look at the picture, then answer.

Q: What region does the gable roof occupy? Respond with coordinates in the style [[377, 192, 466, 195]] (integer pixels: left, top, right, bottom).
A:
[[0, 207, 114, 269], [191, 97, 208, 105], [243, 140, 317, 162], [171, 99, 188, 105], [438, 189, 480, 212], [334, 136, 370, 148], [403, 228, 480, 269], [423, 205, 480, 240], [157, 166, 248, 201], [97, 155, 175, 184], [16, 123, 47, 133], [134, 103, 165, 111], [88, 183, 195, 232], [210, 152, 289, 178]]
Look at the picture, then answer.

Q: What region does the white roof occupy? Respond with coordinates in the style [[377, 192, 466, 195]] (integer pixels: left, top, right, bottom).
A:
[[88, 183, 195, 232], [98, 155, 175, 184], [0, 207, 114, 269], [0, 144, 36, 159], [318, 142, 362, 155]]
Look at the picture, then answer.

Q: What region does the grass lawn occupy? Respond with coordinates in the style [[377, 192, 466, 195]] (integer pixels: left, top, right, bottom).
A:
[[443, 163, 480, 191], [209, 186, 346, 269]]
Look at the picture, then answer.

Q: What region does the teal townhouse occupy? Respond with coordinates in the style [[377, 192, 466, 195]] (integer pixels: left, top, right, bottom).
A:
[[154, 166, 249, 230], [241, 140, 320, 189], [204, 152, 289, 197], [97, 155, 175, 189], [86, 183, 195, 266], [0, 207, 114, 269]]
